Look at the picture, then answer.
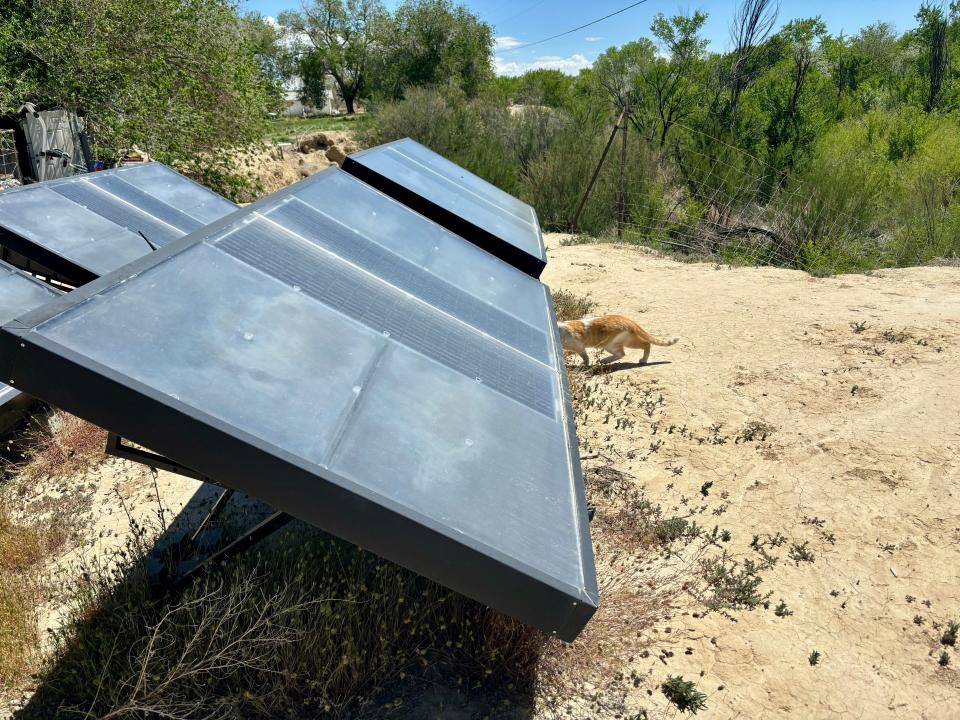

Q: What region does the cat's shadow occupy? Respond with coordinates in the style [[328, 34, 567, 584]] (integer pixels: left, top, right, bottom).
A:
[[574, 360, 671, 374]]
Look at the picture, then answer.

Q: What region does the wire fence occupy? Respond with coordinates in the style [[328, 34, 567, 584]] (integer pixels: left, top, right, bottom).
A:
[[570, 119, 958, 274]]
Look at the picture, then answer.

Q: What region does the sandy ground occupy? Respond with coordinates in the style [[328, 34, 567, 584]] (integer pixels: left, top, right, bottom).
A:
[[5, 234, 959, 718], [541, 235, 960, 718]]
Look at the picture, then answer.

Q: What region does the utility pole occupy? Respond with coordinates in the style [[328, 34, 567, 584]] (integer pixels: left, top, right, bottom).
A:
[[569, 109, 624, 232], [616, 101, 629, 240]]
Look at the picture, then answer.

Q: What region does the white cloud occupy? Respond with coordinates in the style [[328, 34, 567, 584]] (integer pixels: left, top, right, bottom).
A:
[[494, 53, 592, 77], [494, 36, 523, 50], [585, 36, 602, 42]]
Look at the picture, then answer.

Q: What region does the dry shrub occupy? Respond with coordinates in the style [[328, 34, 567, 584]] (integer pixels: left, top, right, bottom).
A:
[[20, 410, 107, 482], [0, 491, 68, 691], [552, 289, 596, 322]]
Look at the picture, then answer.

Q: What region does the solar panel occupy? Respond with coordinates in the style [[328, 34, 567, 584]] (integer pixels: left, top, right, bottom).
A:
[[343, 138, 547, 278], [0, 260, 61, 424], [0, 163, 237, 285], [0, 167, 597, 640]]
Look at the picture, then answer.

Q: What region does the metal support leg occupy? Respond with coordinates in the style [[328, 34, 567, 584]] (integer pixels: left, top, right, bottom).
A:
[[190, 487, 235, 544], [105, 432, 210, 481], [167, 511, 293, 594]]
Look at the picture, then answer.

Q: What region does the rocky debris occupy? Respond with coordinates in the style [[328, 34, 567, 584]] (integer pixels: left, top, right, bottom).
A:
[[325, 145, 347, 166]]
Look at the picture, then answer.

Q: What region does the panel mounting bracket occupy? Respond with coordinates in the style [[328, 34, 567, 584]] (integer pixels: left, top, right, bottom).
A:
[[104, 432, 292, 595]]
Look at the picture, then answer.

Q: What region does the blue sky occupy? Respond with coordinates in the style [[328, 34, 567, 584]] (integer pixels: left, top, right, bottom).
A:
[[244, 0, 923, 76]]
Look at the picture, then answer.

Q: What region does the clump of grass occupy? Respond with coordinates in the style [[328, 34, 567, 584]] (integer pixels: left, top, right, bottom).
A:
[[942, 621, 959, 646], [696, 551, 771, 612], [661, 675, 707, 714], [552, 289, 596, 322], [939, 651, 951, 667], [20, 522, 548, 719], [19, 410, 107, 481], [774, 600, 793, 618], [0, 572, 41, 690], [808, 650, 821, 666]]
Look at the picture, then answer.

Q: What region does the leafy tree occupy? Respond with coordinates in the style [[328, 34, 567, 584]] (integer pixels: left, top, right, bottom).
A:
[[644, 11, 710, 146], [761, 17, 829, 174], [728, 0, 779, 117], [515, 69, 574, 108], [1, 0, 281, 170], [371, 0, 493, 99], [278, 0, 386, 114], [915, 3, 953, 111]]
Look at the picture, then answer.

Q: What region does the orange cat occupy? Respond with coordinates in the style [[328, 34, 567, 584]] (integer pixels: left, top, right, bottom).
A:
[[558, 314, 678, 366]]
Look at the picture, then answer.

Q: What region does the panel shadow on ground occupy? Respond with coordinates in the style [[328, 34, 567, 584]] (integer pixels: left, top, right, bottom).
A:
[[0, 167, 597, 640]]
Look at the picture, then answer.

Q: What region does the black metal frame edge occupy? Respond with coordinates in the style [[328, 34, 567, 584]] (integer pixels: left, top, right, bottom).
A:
[[0, 225, 97, 286], [343, 155, 547, 279], [542, 281, 599, 606]]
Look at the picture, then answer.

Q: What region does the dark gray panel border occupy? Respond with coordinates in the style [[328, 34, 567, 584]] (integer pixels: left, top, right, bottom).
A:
[[343, 140, 547, 279]]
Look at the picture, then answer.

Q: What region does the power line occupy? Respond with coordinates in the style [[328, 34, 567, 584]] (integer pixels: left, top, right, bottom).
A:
[[500, 0, 653, 52]]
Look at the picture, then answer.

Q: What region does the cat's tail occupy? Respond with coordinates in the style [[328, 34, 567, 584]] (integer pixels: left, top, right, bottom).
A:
[[648, 335, 680, 347]]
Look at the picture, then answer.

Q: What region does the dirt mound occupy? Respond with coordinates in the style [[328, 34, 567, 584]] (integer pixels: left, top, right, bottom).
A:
[[246, 130, 359, 195]]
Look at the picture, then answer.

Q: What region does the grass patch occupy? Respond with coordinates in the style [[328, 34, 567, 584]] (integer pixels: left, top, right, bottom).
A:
[[0, 411, 102, 695], [19, 520, 548, 719], [19, 410, 106, 482], [661, 675, 707, 714], [552, 289, 596, 322], [264, 114, 372, 144]]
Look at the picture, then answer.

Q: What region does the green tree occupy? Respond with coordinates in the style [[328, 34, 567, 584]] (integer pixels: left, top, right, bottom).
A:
[[761, 17, 829, 174], [1, 0, 280, 168], [278, 0, 386, 114], [645, 11, 710, 146], [372, 0, 493, 99], [515, 69, 574, 108]]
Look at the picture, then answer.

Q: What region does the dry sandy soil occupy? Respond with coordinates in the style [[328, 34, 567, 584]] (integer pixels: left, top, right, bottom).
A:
[[541, 235, 960, 718], [4, 235, 959, 718], [245, 130, 359, 194]]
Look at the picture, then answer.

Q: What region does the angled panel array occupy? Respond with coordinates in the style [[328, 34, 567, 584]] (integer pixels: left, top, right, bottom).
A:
[[0, 260, 61, 423], [0, 167, 597, 640], [0, 163, 237, 285], [343, 138, 547, 278]]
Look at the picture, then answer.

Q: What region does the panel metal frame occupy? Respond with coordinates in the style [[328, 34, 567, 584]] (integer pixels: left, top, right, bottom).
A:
[[0, 182, 597, 641], [343, 139, 547, 279]]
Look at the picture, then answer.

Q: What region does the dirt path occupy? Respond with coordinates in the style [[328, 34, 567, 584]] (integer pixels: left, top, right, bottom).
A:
[[542, 235, 960, 719]]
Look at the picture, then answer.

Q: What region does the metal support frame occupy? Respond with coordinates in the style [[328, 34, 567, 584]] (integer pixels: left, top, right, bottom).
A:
[[106, 432, 209, 481], [167, 511, 293, 594], [105, 432, 292, 595]]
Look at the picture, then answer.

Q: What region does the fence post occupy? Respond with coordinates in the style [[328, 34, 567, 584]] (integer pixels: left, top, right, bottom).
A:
[[570, 109, 625, 232], [616, 102, 629, 240]]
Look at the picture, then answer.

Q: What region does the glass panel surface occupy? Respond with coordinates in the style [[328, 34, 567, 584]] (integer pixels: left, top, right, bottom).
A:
[[0, 263, 61, 324], [92, 175, 204, 233], [390, 139, 536, 224], [114, 163, 237, 224], [261, 198, 550, 361], [330, 341, 583, 587], [274, 171, 549, 330], [41, 242, 386, 465], [0, 187, 149, 275], [356, 148, 543, 257], [51, 181, 185, 247]]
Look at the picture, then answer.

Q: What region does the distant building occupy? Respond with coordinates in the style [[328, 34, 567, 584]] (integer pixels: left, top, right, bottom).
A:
[[283, 75, 350, 116]]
